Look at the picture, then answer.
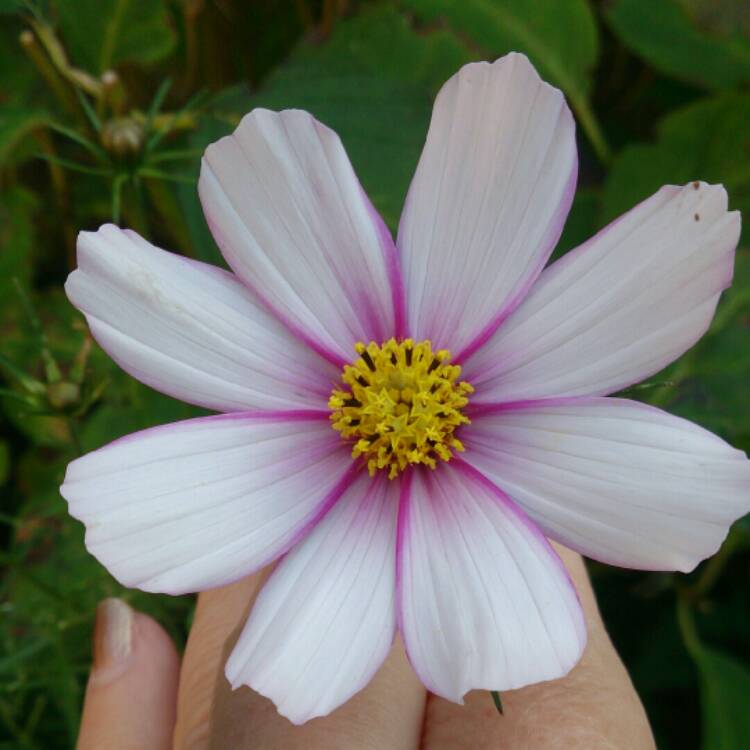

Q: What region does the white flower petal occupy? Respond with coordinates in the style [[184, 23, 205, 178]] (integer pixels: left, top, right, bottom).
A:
[[66, 225, 338, 412], [465, 182, 741, 402], [398, 53, 577, 358], [226, 471, 398, 724], [398, 463, 586, 702], [61, 412, 355, 594], [463, 398, 750, 571], [199, 109, 404, 365]]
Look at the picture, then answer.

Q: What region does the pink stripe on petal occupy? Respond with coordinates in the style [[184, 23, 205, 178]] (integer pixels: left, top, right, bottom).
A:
[[451, 458, 583, 602], [360, 186, 408, 339], [201, 201, 349, 368], [464, 396, 585, 419], [281, 461, 363, 556], [462, 397, 750, 571], [464, 182, 740, 402], [66, 225, 339, 410], [97, 409, 332, 451], [394, 468, 414, 638], [226, 470, 398, 723], [61, 412, 355, 595], [397, 462, 585, 701], [454, 150, 577, 363], [398, 54, 577, 356], [199, 109, 400, 364]]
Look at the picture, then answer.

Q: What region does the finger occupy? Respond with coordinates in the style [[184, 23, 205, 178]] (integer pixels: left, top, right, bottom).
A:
[[77, 598, 180, 750], [421, 545, 656, 750], [173, 572, 270, 750], [173, 569, 427, 750]]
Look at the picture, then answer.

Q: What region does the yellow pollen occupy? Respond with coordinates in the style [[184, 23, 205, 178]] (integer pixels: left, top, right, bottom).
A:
[[328, 339, 473, 479]]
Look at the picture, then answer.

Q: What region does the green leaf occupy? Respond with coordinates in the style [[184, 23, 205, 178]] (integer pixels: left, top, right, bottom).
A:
[[0, 187, 36, 309], [0, 23, 37, 109], [603, 93, 750, 244], [54, 0, 175, 73], [398, 0, 608, 161], [0, 441, 9, 486], [0, 1, 24, 12], [0, 108, 51, 167], [606, 0, 750, 90], [695, 646, 750, 749], [252, 6, 469, 228], [678, 598, 750, 749]]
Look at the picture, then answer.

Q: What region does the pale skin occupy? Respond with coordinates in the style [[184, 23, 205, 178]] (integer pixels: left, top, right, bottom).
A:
[[77, 544, 656, 750]]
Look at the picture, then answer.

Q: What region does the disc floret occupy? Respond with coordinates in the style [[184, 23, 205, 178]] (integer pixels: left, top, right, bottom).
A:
[[329, 339, 473, 478]]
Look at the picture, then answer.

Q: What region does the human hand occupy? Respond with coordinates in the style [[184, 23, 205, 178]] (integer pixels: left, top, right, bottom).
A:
[[76, 545, 656, 749]]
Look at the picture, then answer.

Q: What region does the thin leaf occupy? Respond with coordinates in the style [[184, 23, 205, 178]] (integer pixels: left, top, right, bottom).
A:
[[48, 121, 108, 161], [146, 148, 203, 164], [138, 167, 195, 184], [0, 387, 37, 405], [13, 279, 61, 383], [144, 89, 210, 154], [34, 152, 109, 176], [75, 87, 101, 132], [144, 77, 172, 132], [111, 172, 128, 223], [0, 352, 45, 394]]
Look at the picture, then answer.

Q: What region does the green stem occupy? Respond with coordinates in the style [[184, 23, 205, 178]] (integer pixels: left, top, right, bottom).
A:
[[684, 526, 742, 602], [111, 173, 127, 223], [676, 595, 701, 659], [68, 417, 83, 455], [648, 355, 694, 408], [33, 129, 77, 268]]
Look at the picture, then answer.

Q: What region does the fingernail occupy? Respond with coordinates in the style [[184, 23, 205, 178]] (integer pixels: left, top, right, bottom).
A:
[[93, 598, 134, 673]]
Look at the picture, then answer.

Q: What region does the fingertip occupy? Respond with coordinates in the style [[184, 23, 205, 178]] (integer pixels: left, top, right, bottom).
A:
[[77, 599, 180, 750], [132, 609, 181, 678]]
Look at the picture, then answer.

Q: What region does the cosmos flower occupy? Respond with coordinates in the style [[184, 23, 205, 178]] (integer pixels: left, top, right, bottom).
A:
[[61, 53, 749, 724]]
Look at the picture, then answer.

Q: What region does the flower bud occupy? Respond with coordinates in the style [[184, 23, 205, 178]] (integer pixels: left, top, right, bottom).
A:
[[101, 117, 144, 160], [47, 381, 80, 409]]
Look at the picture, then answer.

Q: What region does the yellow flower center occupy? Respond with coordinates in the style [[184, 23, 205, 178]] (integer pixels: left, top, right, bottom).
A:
[[329, 339, 473, 479]]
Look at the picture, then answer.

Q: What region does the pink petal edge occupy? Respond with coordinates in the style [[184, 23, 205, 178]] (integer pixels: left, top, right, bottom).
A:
[[201, 202, 350, 369], [100, 408, 332, 451], [454, 147, 578, 364], [395, 462, 587, 695], [361, 185, 407, 340]]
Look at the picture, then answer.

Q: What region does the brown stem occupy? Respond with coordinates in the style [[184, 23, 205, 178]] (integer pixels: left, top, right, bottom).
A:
[[33, 129, 77, 269], [29, 19, 102, 98], [19, 28, 80, 120]]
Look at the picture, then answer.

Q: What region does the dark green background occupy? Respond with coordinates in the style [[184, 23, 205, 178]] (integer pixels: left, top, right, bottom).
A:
[[1, 1, 749, 747]]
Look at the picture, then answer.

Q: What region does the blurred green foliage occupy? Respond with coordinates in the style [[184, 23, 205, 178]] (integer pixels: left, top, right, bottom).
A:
[[0, 1, 748, 747]]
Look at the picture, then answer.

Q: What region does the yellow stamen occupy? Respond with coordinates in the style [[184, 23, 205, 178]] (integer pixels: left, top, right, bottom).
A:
[[329, 339, 473, 478]]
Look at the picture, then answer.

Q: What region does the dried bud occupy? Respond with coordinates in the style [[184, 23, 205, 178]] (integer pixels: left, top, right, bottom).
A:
[[101, 70, 119, 87], [47, 381, 80, 409], [100, 117, 144, 160]]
